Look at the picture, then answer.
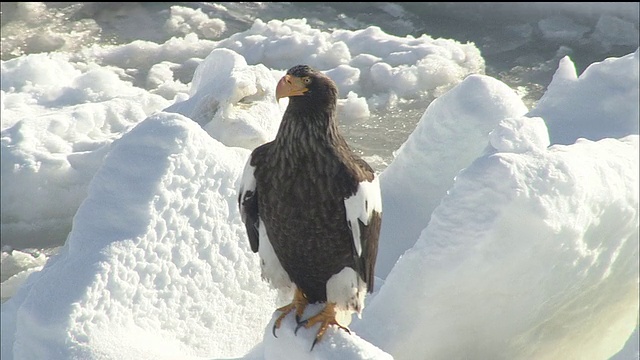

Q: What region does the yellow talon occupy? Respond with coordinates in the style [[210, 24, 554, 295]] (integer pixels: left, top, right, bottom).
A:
[[295, 302, 351, 350], [272, 288, 308, 337]]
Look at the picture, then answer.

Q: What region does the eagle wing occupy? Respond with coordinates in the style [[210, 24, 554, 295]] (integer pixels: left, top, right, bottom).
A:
[[238, 149, 293, 291], [343, 160, 382, 292], [238, 154, 259, 253]]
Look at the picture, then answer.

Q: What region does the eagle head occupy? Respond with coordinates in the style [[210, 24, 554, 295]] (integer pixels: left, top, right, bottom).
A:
[[276, 65, 338, 108]]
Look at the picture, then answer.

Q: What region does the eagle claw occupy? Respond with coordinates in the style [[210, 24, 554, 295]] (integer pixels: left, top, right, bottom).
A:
[[295, 302, 351, 351], [311, 337, 320, 351], [272, 288, 308, 338], [294, 320, 307, 336]]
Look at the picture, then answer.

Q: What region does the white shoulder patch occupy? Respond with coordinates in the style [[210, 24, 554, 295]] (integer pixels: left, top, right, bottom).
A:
[[343, 175, 382, 256], [326, 267, 367, 321]]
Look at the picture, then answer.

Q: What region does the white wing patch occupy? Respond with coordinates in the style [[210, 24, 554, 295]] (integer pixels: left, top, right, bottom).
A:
[[238, 155, 292, 291], [343, 175, 382, 257], [238, 156, 256, 222], [258, 219, 292, 290]]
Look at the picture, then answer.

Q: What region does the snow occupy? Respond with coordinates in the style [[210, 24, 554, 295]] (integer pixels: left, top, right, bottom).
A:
[[529, 50, 639, 145], [377, 74, 529, 278], [213, 18, 484, 106], [1, 3, 638, 360], [260, 303, 392, 360], [164, 48, 282, 149], [359, 133, 638, 359]]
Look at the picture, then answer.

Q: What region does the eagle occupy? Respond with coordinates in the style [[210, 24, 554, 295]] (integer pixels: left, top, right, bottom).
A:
[[237, 64, 382, 349]]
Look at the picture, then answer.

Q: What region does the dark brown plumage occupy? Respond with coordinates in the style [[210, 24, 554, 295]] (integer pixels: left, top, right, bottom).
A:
[[238, 64, 382, 349]]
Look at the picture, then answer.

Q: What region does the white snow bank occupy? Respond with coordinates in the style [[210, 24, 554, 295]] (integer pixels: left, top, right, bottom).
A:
[[529, 49, 639, 145], [1, 113, 278, 359], [254, 303, 392, 360], [164, 48, 282, 149], [358, 133, 639, 360], [216, 18, 485, 107], [376, 74, 528, 278], [1, 52, 170, 249]]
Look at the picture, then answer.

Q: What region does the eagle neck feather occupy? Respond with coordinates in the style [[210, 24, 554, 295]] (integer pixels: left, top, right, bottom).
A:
[[274, 98, 344, 164]]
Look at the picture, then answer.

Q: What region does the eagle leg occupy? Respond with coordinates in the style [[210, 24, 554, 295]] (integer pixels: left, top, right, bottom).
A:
[[294, 302, 351, 350], [272, 287, 308, 338]]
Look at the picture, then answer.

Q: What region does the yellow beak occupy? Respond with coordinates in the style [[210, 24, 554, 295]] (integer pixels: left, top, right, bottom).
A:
[[276, 74, 308, 101]]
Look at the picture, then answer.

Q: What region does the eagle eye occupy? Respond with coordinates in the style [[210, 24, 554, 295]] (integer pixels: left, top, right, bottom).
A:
[[303, 77, 311, 84]]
